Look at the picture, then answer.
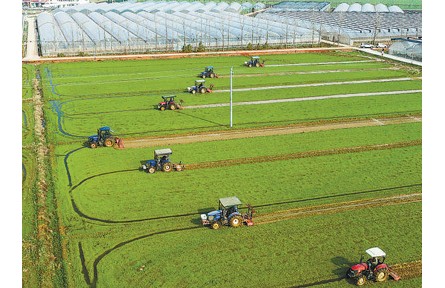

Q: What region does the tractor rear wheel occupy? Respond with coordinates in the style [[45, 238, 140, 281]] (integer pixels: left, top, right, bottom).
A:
[[256, 62, 260, 67], [211, 221, 221, 230], [356, 276, 367, 286], [169, 104, 176, 110], [147, 166, 156, 174], [163, 163, 172, 172], [375, 269, 389, 282], [229, 216, 243, 228], [210, 73, 215, 78], [104, 139, 113, 147], [200, 88, 206, 94], [90, 142, 97, 149]]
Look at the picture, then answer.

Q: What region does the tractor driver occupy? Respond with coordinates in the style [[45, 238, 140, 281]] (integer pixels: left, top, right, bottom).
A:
[[367, 257, 378, 274]]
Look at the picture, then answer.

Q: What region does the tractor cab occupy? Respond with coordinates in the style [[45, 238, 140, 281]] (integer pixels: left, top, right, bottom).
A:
[[141, 148, 184, 174], [187, 79, 213, 94], [87, 126, 117, 148], [347, 247, 398, 286], [245, 56, 264, 67], [199, 66, 218, 78], [158, 95, 181, 111], [200, 196, 254, 229]]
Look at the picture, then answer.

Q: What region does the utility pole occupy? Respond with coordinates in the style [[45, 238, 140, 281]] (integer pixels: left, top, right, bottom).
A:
[[230, 66, 233, 128]]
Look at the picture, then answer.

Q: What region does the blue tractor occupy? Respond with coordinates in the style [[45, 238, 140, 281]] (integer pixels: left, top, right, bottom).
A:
[[199, 66, 218, 79], [187, 79, 213, 94], [87, 126, 117, 148], [141, 148, 184, 174], [244, 56, 265, 67], [200, 196, 254, 229]]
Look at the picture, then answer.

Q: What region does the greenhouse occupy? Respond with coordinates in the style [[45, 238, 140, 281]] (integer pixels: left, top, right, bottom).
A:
[[389, 38, 422, 61], [36, 1, 319, 56]]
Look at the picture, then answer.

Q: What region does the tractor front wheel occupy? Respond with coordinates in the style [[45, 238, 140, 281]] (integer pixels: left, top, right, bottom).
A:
[[248, 64, 252, 67], [147, 166, 156, 174], [375, 269, 389, 282], [90, 142, 97, 149], [191, 90, 196, 94], [356, 276, 367, 286], [104, 139, 113, 147], [160, 106, 166, 111], [211, 222, 221, 230], [229, 216, 243, 228], [163, 163, 172, 172]]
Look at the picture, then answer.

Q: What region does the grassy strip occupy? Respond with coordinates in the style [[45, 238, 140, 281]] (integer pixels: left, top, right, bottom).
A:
[[61, 79, 422, 111], [92, 201, 421, 287], [22, 149, 39, 287], [57, 92, 421, 138], [64, 122, 421, 183], [71, 145, 420, 220]]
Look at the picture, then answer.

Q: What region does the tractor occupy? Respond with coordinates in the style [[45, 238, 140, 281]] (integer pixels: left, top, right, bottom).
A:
[[346, 247, 400, 286], [87, 126, 118, 148], [200, 196, 254, 229], [199, 66, 218, 78], [141, 148, 184, 174], [244, 56, 265, 67], [157, 95, 182, 111], [187, 79, 213, 94]]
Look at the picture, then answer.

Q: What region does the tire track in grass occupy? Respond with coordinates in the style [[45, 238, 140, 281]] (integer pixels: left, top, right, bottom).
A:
[[78, 226, 202, 288], [78, 194, 420, 287], [64, 147, 87, 187]]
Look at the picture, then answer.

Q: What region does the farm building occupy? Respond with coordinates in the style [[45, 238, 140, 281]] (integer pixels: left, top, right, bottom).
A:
[[35, 1, 318, 56]]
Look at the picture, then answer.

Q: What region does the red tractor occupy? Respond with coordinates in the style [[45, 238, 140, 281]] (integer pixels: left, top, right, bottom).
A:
[[347, 247, 400, 286], [157, 95, 182, 111]]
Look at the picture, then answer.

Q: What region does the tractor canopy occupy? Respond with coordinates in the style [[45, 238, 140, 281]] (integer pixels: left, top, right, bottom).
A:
[[205, 66, 213, 71], [251, 56, 260, 60], [195, 79, 206, 85], [366, 247, 386, 258], [98, 126, 112, 132], [154, 148, 173, 159], [162, 95, 176, 101], [219, 196, 242, 209]]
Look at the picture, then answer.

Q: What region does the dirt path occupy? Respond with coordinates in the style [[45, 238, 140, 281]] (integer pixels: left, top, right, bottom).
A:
[[123, 115, 421, 148], [32, 70, 57, 286], [389, 260, 422, 279], [256, 193, 421, 225]]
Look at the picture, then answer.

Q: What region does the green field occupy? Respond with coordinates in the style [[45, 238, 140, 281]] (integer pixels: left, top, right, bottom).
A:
[[24, 51, 422, 287]]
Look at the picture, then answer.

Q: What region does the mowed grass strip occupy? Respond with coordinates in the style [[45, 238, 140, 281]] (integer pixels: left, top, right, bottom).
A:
[[71, 145, 421, 220], [45, 66, 411, 98], [93, 201, 421, 288], [64, 122, 421, 184], [61, 79, 422, 113], [59, 92, 421, 137]]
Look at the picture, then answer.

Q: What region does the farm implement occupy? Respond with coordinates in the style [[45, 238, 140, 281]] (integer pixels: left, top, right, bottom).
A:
[[199, 66, 219, 78], [157, 95, 183, 111], [347, 247, 401, 286], [87, 126, 123, 148], [187, 79, 213, 94], [141, 148, 184, 174], [245, 56, 265, 67], [200, 196, 254, 229]]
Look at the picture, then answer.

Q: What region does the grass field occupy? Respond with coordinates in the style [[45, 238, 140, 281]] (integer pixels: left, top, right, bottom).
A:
[[24, 50, 422, 287]]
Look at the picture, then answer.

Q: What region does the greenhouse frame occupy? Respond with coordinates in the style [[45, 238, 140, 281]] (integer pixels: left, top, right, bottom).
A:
[[36, 1, 319, 56]]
